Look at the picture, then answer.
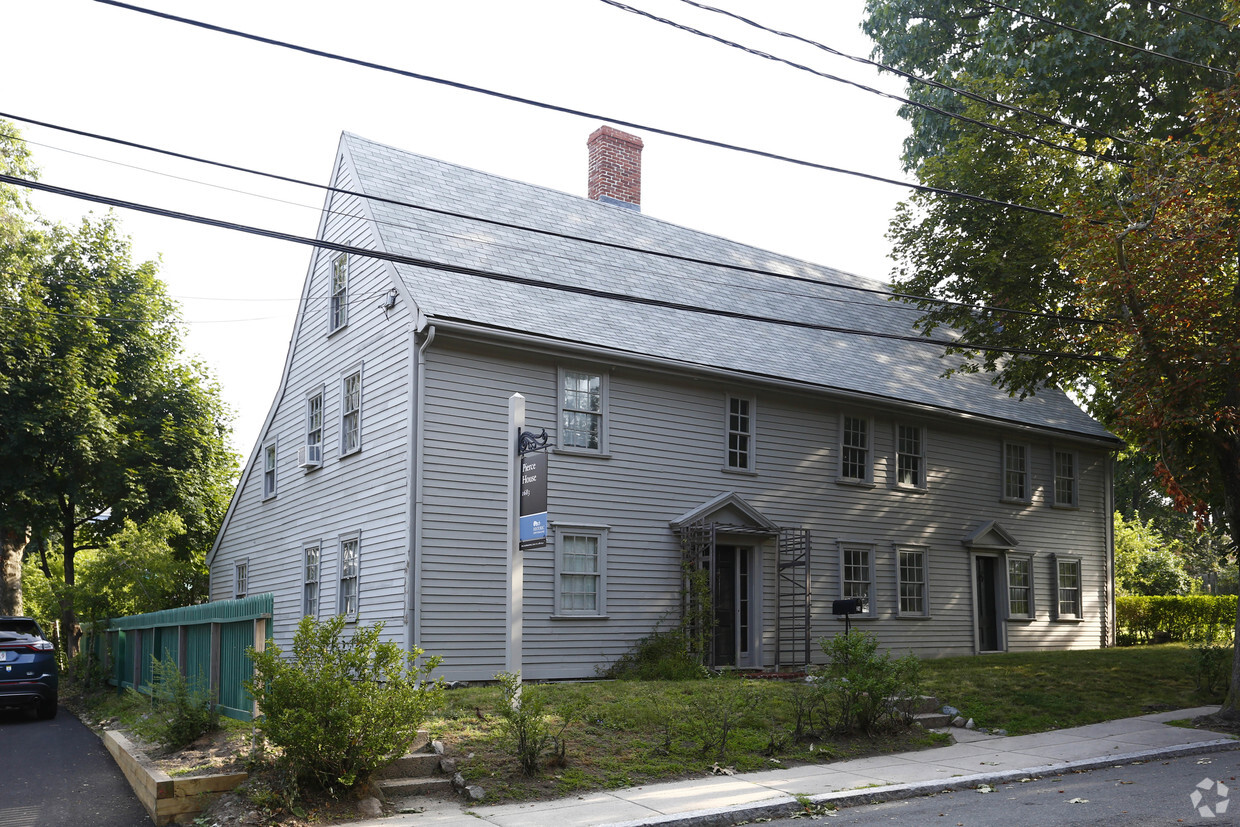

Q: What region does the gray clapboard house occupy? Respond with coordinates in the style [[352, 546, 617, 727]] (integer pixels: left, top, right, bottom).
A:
[[207, 126, 1121, 680]]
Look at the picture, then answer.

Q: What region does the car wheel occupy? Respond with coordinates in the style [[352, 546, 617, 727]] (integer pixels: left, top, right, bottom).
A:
[[36, 696, 58, 720]]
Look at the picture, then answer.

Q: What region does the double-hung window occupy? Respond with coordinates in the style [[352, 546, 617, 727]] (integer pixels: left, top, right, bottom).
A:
[[339, 535, 360, 617], [726, 396, 754, 471], [895, 424, 925, 489], [560, 369, 606, 453], [1054, 555, 1082, 619], [1053, 450, 1077, 507], [304, 390, 324, 467], [555, 526, 607, 616], [1006, 554, 1034, 619], [329, 253, 348, 333], [262, 440, 277, 499], [341, 370, 362, 456], [234, 561, 248, 599], [839, 416, 871, 483], [303, 544, 320, 617], [1002, 442, 1030, 502], [896, 545, 928, 616], [840, 543, 874, 615]]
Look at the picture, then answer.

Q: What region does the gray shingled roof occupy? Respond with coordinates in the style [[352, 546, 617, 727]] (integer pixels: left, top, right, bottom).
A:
[[341, 132, 1115, 442]]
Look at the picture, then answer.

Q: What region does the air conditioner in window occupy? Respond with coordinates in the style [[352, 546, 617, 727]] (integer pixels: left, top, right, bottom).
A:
[[297, 443, 323, 469]]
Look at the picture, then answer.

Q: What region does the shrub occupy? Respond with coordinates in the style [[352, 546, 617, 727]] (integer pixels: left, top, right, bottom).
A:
[[690, 675, 760, 760], [602, 628, 710, 681], [246, 615, 444, 791], [138, 654, 219, 750], [1192, 641, 1233, 700], [813, 630, 923, 735], [1116, 595, 1237, 644], [493, 672, 573, 775]]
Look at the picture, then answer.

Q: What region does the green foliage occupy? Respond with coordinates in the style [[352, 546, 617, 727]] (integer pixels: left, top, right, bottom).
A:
[[602, 627, 710, 681], [1114, 513, 1193, 596], [689, 675, 760, 760], [1116, 595, 1237, 645], [1191, 641, 1232, 701], [814, 630, 924, 735], [245, 615, 444, 792], [140, 654, 220, 750], [493, 672, 570, 776]]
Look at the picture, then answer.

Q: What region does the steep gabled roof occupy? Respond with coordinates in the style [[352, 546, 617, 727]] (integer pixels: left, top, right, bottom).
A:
[[342, 132, 1115, 442]]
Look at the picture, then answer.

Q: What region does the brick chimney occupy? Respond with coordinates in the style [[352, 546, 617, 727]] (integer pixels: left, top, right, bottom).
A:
[[587, 125, 643, 211]]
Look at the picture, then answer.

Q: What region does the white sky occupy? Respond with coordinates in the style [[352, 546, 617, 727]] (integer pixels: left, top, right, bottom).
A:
[[4, 0, 911, 463]]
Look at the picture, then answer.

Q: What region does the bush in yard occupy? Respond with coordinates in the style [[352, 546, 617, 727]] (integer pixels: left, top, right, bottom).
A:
[[493, 671, 574, 775], [246, 615, 444, 792], [140, 654, 220, 749], [601, 627, 711, 681], [814, 629, 923, 735]]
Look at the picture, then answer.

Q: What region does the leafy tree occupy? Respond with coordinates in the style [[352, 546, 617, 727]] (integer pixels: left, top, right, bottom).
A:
[[0, 151, 236, 649], [1114, 513, 1193, 596]]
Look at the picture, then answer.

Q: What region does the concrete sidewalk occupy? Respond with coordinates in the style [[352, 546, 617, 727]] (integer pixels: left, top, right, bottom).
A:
[[348, 706, 1239, 827]]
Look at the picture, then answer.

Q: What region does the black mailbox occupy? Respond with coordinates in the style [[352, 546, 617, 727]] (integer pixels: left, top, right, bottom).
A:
[[832, 598, 865, 615]]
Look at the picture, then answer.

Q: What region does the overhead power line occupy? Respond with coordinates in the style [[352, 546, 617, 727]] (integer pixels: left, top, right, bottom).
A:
[[0, 172, 1120, 364], [669, 0, 1139, 148], [1151, 1, 1235, 28], [4, 111, 1108, 327], [91, 0, 1066, 220], [979, 0, 1237, 76], [599, 0, 1128, 164]]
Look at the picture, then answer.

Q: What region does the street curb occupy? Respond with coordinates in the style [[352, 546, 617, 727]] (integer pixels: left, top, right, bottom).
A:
[[598, 738, 1240, 827]]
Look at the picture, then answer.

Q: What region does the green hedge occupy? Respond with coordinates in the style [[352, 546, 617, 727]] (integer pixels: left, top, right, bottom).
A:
[[1116, 595, 1237, 645]]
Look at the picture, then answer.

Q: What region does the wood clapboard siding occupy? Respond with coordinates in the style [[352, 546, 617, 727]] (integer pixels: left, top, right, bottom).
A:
[[210, 162, 414, 655], [416, 337, 1111, 680]]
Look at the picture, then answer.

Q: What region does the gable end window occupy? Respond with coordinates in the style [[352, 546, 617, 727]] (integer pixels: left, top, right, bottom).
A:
[[338, 534, 360, 617], [839, 542, 875, 616], [1002, 442, 1030, 503], [303, 544, 320, 617], [329, 253, 348, 333], [559, 369, 607, 454], [1053, 555, 1082, 620], [302, 390, 324, 468], [839, 415, 872, 484], [340, 370, 362, 456], [895, 424, 925, 489], [1053, 450, 1078, 507], [262, 440, 278, 499], [554, 525, 608, 616], [896, 545, 929, 617], [1006, 554, 1034, 620], [726, 395, 755, 471], [234, 560, 248, 599]]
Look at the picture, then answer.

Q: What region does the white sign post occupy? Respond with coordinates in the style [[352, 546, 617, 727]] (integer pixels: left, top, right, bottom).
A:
[[506, 393, 524, 697]]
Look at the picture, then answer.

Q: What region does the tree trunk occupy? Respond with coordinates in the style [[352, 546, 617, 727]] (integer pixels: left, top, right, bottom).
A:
[[57, 513, 80, 660], [0, 525, 28, 615], [1213, 428, 1240, 718]]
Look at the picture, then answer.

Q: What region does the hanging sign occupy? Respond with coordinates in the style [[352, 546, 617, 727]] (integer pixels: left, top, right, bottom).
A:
[[518, 450, 548, 550]]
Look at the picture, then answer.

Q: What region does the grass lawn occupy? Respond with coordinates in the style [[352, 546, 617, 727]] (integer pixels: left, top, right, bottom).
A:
[[423, 643, 1219, 803]]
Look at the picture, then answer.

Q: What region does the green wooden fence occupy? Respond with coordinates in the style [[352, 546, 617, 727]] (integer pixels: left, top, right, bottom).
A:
[[83, 594, 273, 721]]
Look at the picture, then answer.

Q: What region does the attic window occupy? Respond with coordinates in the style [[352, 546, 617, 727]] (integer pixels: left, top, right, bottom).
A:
[[329, 253, 349, 333]]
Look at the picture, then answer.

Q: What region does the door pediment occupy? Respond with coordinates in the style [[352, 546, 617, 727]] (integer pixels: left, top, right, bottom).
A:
[[669, 492, 779, 533], [962, 520, 1019, 550]]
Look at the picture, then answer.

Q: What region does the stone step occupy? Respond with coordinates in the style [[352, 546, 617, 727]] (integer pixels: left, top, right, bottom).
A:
[[376, 776, 455, 798], [914, 711, 952, 729], [376, 752, 443, 779]]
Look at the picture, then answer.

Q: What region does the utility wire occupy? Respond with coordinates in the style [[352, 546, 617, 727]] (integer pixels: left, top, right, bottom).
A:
[[600, 0, 1128, 164], [670, 0, 1138, 148], [979, 0, 1237, 76], [91, 0, 1066, 221], [5, 111, 1107, 328], [1, 172, 1120, 364], [1151, 1, 1235, 28]]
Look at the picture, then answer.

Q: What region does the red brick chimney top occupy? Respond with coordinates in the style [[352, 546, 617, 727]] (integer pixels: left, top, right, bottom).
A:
[[587, 125, 643, 211]]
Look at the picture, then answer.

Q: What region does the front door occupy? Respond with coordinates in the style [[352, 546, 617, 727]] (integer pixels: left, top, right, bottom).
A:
[[975, 555, 1003, 652], [713, 545, 755, 667]]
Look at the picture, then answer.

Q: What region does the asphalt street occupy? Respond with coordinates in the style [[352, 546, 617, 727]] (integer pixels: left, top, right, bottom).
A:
[[760, 749, 1240, 826], [0, 705, 152, 827]]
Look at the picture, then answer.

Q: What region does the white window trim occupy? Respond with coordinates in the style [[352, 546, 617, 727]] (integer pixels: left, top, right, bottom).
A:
[[261, 439, 278, 500], [1001, 441, 1032, 504], [1005, 552, 1036, 621], [892, 423, 928, 492], [723, 393, 757, 474], [303, 386, 325, 469], [836, 414, 875, 487], [329, 252, 349, 334], [1052, 554, 1083, 621], [302, 543, 321, 618], [339, 366, 363, 458], [338, 532, 361, 619], [233, 559, 249, 600], [838, 541, 876, 618], [894, 543, 930, 618], [552, 523, 609, 618], [556, 367, 609, 456], [1052, 448, 1079, 509]]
